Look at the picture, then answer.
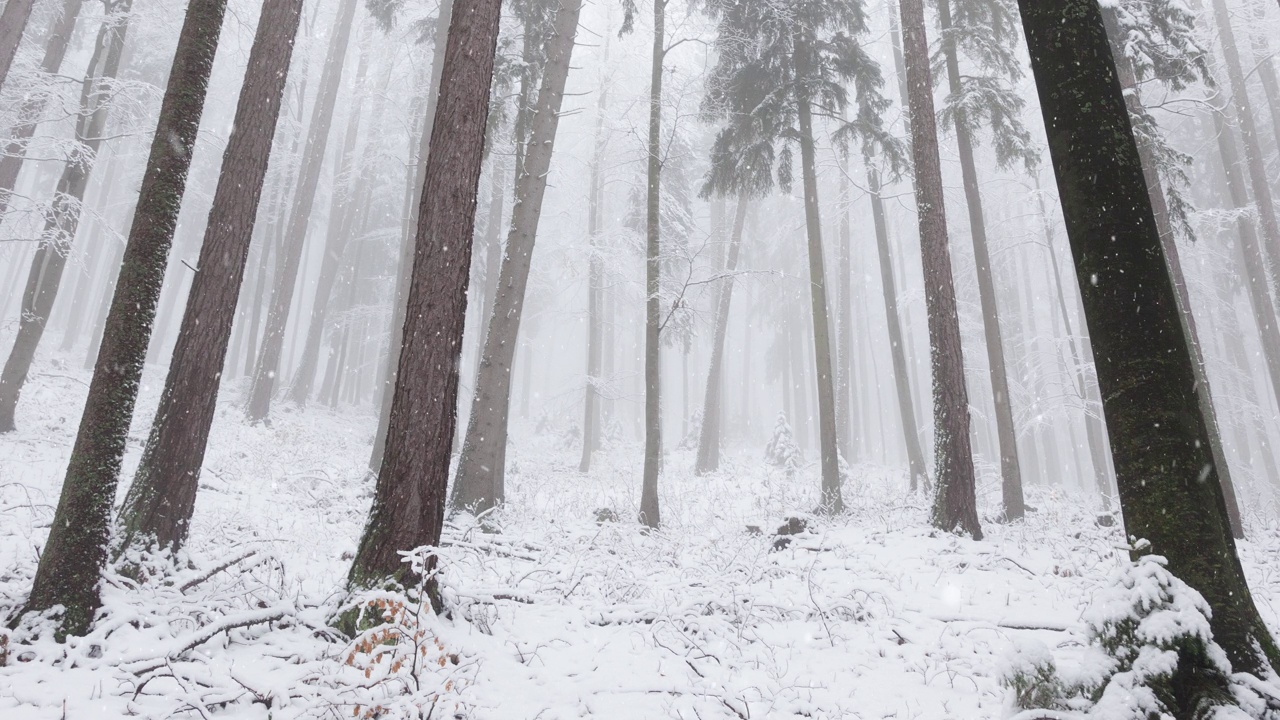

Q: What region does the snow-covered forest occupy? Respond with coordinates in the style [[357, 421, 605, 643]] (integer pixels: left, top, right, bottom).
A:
[[2, 0, 1280, 716]]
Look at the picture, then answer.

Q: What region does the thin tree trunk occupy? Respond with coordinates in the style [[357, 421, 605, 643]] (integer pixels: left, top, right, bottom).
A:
[[368, 0, 454, 476], [20, 0, 227, 637], [112, 0, 302, 553], [1248, 0, 1280, 152], [1018, 0, 1280, 683], [579, 66, 608, 473], [345, 0, 504, 599], [898, 0, 981, 539], [936, 0, 1023, 521], [453, 0, 584, 512], [83, 234, 126, 371], [639, 0, 666, 529], [0, 4, 130, 433], [1211, 0, 1280, 291], [0, 0, 85, 215], [59, 146, 126, 352], [694, 197, 747, 475], [245, 0, 358, 423], [836, 149, 855, 462], [868, 158, 928, 491], [0, 0, 37, 93]]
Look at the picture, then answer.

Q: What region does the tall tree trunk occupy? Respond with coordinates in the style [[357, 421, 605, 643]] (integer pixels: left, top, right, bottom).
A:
[[452, 0, 584, 512], [58, 146, 126, 352], [897, 0, 981, 539], [287, 42, 386, 405], [112, 0, 303, 553], [579, 66, 608, 473], [245, 0, 358, 423], [0, 0, 37, 93], [1211, 0, 1280, 289], [792, 35, 842, 512], [1037, 183, 1114, 505], [19, 0, 227, 637], [836, 149, 856, 462], [1248, 0, 1280, 152], [0, 0, 85, 215], [694, 197, 747, 475], [0, 4, 130, 434], [936, 0, 1023, 521], [1017, 0, 1280, 684], [868, 157, 928, 491], [345, 0, 504, 596], [639, 0, 666, 529], [369, 0, 454, 475]]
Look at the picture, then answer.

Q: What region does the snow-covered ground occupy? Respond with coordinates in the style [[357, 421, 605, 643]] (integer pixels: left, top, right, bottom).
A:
[[2, 365, 1279, 719]]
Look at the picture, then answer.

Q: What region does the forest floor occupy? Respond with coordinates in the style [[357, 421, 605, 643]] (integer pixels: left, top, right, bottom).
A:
[[2, 365, 1280, 719]]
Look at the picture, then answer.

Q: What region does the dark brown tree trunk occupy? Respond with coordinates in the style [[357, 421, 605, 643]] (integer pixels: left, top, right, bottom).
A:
[[898, 0, 981, 539], [245, 0, 357, 423], [695, 197, 747, 475], [0, 4, 130, 434], [0, 0, 37, 93], [867, 158, 928, 491], [793, 34, 843, 513], [19, 0, 228, 637], [640, 0, 666, 529], [0, 0, 85, 215], [936, 0, 1023, 521], [1017, 0, 1280, 682], [452, 0, 583, 512], [113, 0, 303, 553], [369, 0, 454, 476], [579, 70, 607, 473], [346, 0, 505, 594]]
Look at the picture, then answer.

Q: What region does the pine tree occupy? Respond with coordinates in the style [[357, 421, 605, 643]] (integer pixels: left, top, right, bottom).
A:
[[703, 0, 893, 514], [347, 0, 506, 596], [0, 1, 132, 434], [898, 0, 982, 539], [16, 0, 229, 637], [1016, 0, 1280, 697], [452, 0, 586, 513], [934, 0, 1036, 521], [116, 0, 306, 553]]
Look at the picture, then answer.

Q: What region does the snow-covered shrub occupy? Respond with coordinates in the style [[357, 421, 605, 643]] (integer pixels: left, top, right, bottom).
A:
[[1000, 553, 1280, 719], [765, 412, 803, 476]]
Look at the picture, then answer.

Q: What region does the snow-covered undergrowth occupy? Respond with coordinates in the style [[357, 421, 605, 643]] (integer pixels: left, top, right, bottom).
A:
[[2, 368, 1280, 718]]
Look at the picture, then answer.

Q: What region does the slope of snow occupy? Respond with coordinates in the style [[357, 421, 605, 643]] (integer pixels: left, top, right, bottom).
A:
[[1, 366, 1278, 719]]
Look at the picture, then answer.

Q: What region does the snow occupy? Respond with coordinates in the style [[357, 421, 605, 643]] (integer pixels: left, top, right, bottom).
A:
[[2, 367, 1280, 719]]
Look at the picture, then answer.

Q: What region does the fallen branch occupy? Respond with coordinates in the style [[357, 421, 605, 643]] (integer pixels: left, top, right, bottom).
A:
[[124, 606, 289, 675]]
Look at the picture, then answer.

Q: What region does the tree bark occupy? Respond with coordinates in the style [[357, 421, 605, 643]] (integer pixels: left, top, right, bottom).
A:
[[1017, 0, 1280, 681], [936, 0, 1023, 521], [792, 33, 843, 513], [369, 0, 454, 476], [113, 0, 303, 553], [452, 0, 584, 513], [346, 0, 505, 594], [245, 0, 358, 424], [694, 197, 747, 475], [0, 0, 85, 216], [0, 0, 36, 93], [868, 158, 928, 491], [20, 0, 227, 638], [0, 3, 130, 434], [640, 0, 666, 529], [898, 0, 981, 539]]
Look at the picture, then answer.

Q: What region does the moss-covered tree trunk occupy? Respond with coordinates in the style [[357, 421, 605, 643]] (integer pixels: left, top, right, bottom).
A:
[[1016, 0, 1280, 680], [115, 0, 304, 553], [346, 0, 506, 593], [898, 0, 981, 539], [18, 0, 228, 637]]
